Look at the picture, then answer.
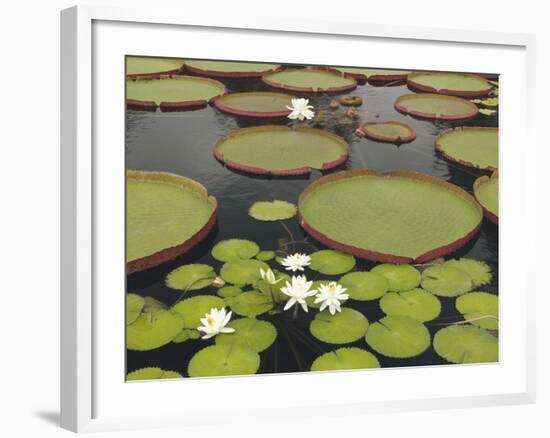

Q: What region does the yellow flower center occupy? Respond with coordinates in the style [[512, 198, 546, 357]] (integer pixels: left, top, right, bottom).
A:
[[207, 317, 216, 326]]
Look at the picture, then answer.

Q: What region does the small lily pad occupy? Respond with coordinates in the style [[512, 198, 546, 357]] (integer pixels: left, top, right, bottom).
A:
[[249, 200, 297, 221], [216, 318, 277, 352], [127, 309, 184, 351], [126, 293, 145, 325], [127, 367, 183, 381], [379, 288, 441, 322], [455, 292, 498, 330], [371, 264, 421, 292], [421, 265, 473, 297], [310, 308, 369, 344], [365, 315, 430, 358], [172, 329, 201, 343], [226, 291, 274, 317], [433, 325, 498, 364], [188, 344, 260, 377], [217, 285, 242, 298], [339, 271, 389, 301], [165, 264, 216, 291], [444, 258, 493, 287], [220, 259, 269, 285], [311, 347, 380, 371], [256, 250, 275, 261], [171, 295, 226, 329], [309, 250, 356, 275], [212, 239, 260, 262]]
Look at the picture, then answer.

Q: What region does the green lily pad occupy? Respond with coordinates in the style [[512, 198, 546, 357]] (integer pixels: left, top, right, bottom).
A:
[[142, 296, 168, 312], [188, 344, 260, 377], [212, 239, 260, 262], [433, 325, 498, 364], [216, 318, 277, 352], [407, 72, 492, 97], [213, 91, 293, 117], [171, 295, 226, 329], [366, 315, 430, 358], [220, 259, 269, 285], [436, 127, 498, 171], [395, 93, 479, 121], [421, 265, 473, 297], [256, 250, 275, 261], [339, 271, 389, 301], [474, 173, 498, 223], [249, 200, 297, 221], [310, 308, 369, 344], [455, 292, 498, 330], [126, 57, 184, 77], [334, 67, 410, 84], [309, 250, 356, 275], [184, 60, 280, 78], [256, 271, 291, 303], [311, 347, 380, 371], [127, 309, 184, 351], [126, 293, 145, 325], [379, 288, 441, 322], [165, 264, 216, 291], [172, 329, 201, 343], [226, 291, 274, 317], [127, 367, 183, 381], [444, 258, 493, 287], [217, 285, 242, 298], [370, 264, 421, 292], [262, 68, 357, 93]]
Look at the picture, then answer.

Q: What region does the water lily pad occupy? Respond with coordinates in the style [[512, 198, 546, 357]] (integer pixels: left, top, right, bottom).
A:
[[142, 296, 167, 312], [216, 318, 277, 352], [249, 200, 297, 221], [435, 127, 498, 171], [365, 315, 430, 358], [310, 308, 369, 344], [444, 258, 493, 287], [220, 259, 269, 285], [407, 72, 493, 97], [370, 264, 421, 292], [421, 265, 473, 297], [213, 91, 293, 117], [188, 344, 260, 377], [395, 93, 478, 121], [165, 264, 216, 291], [359, 121, 416, 144], [127, 367, 182, 381], [213, 126, 349, 176], [256, 250, 275, 261], [184, 60, 280, 78], [309, 250, 356, 275], [126, 293, 145, 325], [474, 172, 498, 224], [433, 325, 498, 364], [212, 239, 260, 262], [257, 272, 291, 303], [126, 56, 184, 78], [456, 292, 498, 330], [171, 295, 226, 329], [127, 309, 184, 351], [226, 291, 274, 317], [311, 347, 380, 371], [127, 171, 217, 273], [334, 68, 410, 84], [262, 68, 357, 93], [339, 271, 389, 301], [379, 288, 441, 322], [217, 285, 242, 298], [298, 170, 482, 263]]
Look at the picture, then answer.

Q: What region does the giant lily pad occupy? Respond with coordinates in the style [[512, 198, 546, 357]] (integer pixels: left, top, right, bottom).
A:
[[309, 250, 356, 275], [359, 121, 416, 144], [249, 200, 297, 221], [334, 67, 410, 84], [310, 308, 369, 344], [226, 291, 274, 317], [433, 325, 498, 364], [421, 265, 473, 297], [126, 293, 145, 325], [435, 127, 498, 171], [311, 347, 380, 371], [216, 318, 277, 352], [213, 126, 349, 176], [298, 170, 482, 263], [379, 288, 441, 322], [126, 56, 184, 79], [455, 292, 498, 330], [365, 315, 431, 358], [127, 309, 184, 351], [394, 93, 478, 121], [444, 258, 493, 287], [213, 92, 293, 117], [262, 68, 357, 93], [127, 171, 217, 273], [165, 264, 216, 291], [474, 172, 499, 224], [338, 271, 389, 301], [370, 264, 421, 291], [407, 72, 493, 97], [212, 239, 260, 262], [220, 259, 269, 285], [127, 367, 182, 381], [184, 60, 280, 78], [187, 344, 260, 377], [171, 295, 226, 329]]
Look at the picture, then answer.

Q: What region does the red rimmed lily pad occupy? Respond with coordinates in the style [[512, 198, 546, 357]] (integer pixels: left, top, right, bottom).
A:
[[359, 121, 416, 144], [213, 92, 294, 118], [184, 60, 281, 78], [127, 171, 218, 273], [474, 171, 498, 224], [126, 56, 185, 79], [394, 93, 478, 121], [407, 72, 493, 97], [213, 125, 349, 176], [262, 68, 357, 94], [436, 127, 498, 171], [297, 169, 483, 263]]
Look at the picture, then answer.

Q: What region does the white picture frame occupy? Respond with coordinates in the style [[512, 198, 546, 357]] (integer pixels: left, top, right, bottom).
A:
[[60, 4, 537, 433]]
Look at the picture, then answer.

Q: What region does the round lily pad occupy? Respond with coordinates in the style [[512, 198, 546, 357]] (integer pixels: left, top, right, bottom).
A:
[[126, 293, 145, 325], [216, 318, 277, 352], [394, 93, 478, 121], [334, 68, 410, 85], [213, 92, 294, 117], [220, 259, 269, 285], [213, 125, 349, 176], [127, 367, 183, 381], [188, 344, 260, 378], [217, 285, 242, 298], [249, 200, 297, 221], [127, 309, 184, 351], [339, 271, 389, 301], [310, 308, 369, 344], [311, 347, 380, 371], [421, 265, 473, 297], [127, 76, 226, 110], [212, 239, 260, 262], [407, 72, 493, 97], [309, 250, 356, 275], [435, 127, 498, 171], [226, 291, 274, 317], [433, 325, 498, 364], [370, 264, 421, 292], [126, 56, 184, 79], [256, 250, 275, 261], [127, 171, 217, 273], [262, 68, 357, 93], [165, 264, 216, 291], [171, 295, 226, 329], [456, 292, 498, 330], [359, 121, 416, 144], [379, 288, 441, 322], [184, 60, 280, 78], [444, 258, 493, 287], [474, 172, 498, 224], [298, 170, 482, 263], [365, 315, 430, 358]]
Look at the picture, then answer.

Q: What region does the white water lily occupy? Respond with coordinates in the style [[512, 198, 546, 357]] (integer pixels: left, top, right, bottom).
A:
[[212, 276, 226, 288], [281, 275, 317, 313], [286, 98, 315, 121], [281, 253, 311, 272], [197, 307, 235, 340], [314, 281, 349, 315], [260, 267, 281, 285]]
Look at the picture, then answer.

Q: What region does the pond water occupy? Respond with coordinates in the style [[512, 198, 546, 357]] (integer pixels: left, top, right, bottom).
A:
[[126, 70, 498, 375]]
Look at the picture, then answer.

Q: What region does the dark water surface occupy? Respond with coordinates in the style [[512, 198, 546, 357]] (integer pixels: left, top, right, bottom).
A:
[[126, 72, 498, 375]]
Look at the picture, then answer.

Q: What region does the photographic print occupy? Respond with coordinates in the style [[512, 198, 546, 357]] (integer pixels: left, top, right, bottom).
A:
[[125, 57, 498, 381]]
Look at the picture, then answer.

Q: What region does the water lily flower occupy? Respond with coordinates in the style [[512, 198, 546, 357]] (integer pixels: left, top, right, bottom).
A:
[[314, 281, 349, 315], [197, 307, 235, 340], [281, 253, 311, 272], [260, 267, 281, 285], [212, 276, 226, 288], [286, 98, 315, 121], [281, 275, 317, 313]]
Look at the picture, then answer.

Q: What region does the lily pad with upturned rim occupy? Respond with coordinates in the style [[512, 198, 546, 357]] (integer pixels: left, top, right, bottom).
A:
[[474, 172, 499, 224], [184, 60, 281, 78], [433, 325, 498, 364], [126, 293, 145, 325], [127, 367, 183, 381], [421, 265, 473, 297], [170, 295, 226, 329], [226, 291, 274, 317], [165, 264, 216, 291], [379, 288, 441, 322], [444, 258, 493, 287], [455, 292, 498, 330], [262, 68, 357, 93], [407, 72, 493, 97], [394, 93, 478, 121], [359, 121, 416, 144], [215, 318, 277, 352], [213, 92, 293, 117], [187, 344, 260, 378], [311, 347, 380, 371], [249, 200, 297, 221], [310, 308, 369, 344], [211, 239, 260, 262], [126, 57, 185, 79], [220, 259, 269, 285], [338, 271, 389, 301], [370, 264, 421, 292], [333, 67, 410, 84], [127, 309, 184, 351], [309, 250, 356, 275], [435, 127, 498, 171]]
